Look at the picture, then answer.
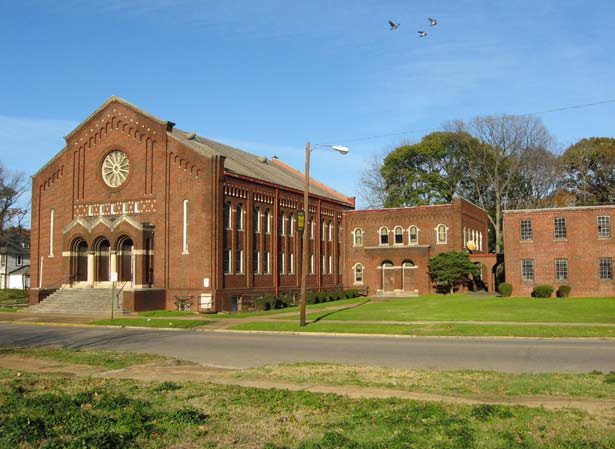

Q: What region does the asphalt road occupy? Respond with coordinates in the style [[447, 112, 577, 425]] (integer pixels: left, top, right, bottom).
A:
[[1, 323, 614, 373]]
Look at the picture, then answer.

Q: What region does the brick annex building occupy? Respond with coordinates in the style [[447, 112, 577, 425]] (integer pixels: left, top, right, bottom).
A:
[[29, 97, 354, 312], [504, 205, 615, 297], [343, 198, 499, 295]]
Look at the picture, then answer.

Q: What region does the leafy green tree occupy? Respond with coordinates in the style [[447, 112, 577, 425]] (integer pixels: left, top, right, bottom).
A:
[[428, 251, 480, 294], [561, 137, 615, 205], [381, 131, 480, 207]]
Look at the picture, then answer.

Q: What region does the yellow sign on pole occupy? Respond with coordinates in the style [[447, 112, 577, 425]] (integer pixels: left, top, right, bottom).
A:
[[297, 210, 305, 231]]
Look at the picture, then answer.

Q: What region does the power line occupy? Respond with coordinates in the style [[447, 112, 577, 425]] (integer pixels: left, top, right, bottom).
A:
[[332, 98, 615, 145]]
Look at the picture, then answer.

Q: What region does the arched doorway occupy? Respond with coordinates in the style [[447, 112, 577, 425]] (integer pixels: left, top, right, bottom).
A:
[[94, 237, 111, 283], [381, 260, 395, 292], [117, 236, 134, 284], [401, 260, 416, 292], [71, 238, 88, 283]]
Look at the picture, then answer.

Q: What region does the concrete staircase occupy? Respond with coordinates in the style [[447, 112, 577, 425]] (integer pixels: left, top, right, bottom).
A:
[[25, 288, 128, 316]]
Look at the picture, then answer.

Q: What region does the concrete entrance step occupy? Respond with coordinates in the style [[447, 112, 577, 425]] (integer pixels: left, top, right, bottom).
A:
[[24, 288, 129, 316]]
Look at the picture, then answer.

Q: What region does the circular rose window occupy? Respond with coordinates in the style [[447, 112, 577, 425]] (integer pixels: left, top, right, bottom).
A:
[[102, 150, 130, 188]]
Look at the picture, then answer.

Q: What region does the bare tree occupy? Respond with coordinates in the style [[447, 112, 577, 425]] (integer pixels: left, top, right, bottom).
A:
[[455, 115, 554, 252], [357, 151, 388, 208], [0, 162, 28, 236]]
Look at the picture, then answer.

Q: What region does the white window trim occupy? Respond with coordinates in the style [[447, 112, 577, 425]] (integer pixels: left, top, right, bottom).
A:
[[353, 227, 363, 247], [224, 249, 232, 274], [310, 254, 315, 274], [49, 208, 55, 257], [265, 210, 271, 234], [353, 262, 364, 285], [236, 205, 244, 231], [328, 222, 333, 241], [254, 209, 261, 233], [310, 220, 315, 240], [598, 215, 611, 239], [408, 225, 419, 245], [236, 249, 243, 274], [254, 250, 260, 274], [289, 215, 295, 236], [289, 253, 295, 274], [328, 255, 333, 274], [182, 200, 189, 254], [280, 213, 286, 236], [378, 226, 390, 246], [393, 226, 404, 245], [280, 252, 286, 274], [435, 224, 448, 244]]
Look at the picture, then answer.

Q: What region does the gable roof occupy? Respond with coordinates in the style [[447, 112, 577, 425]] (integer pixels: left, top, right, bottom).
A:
[[170, 127, 354, 205]]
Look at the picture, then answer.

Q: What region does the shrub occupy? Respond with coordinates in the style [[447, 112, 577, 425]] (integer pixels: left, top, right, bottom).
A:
[[604, 372, 615, 384], [497, 283, 513, 297], [345, 289, 359, 298], [556, 285, 571, 298], [532, 284, 554, 298]]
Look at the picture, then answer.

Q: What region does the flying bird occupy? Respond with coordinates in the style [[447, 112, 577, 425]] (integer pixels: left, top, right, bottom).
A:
[[418, 30, 428, 37], [388, 20, 400, 30], [428, 17, 438, 26]]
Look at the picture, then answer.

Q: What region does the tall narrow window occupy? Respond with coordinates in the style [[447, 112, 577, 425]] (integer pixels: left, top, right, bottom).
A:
[[289, 214, 295, 236], [554, 217, 567, 239], [321, 255, 326, 273], [253, 207, 260, 233], [49, 208, 55, 257], [394, 226, 403, 245], [223, 202, 231, 230], [310, 219, 315, 240], [235, 249, 243, 274], [409, 226, 418, 244], [521, 259, 534, 281], [479, 232, 483, 251], [555, 258, 568, 281], [321, 220, 326, 241], [253, 250, 260, 274], [264, 209, 271, 234], [436, 224, 447, 244], [182, 200, 189, 253], [328, 255, 333, 274], [328, 222, 333, 241], [310, 255, 315, 274], [599, 257, 613, 280], [379, 227, 389, 245], [520, 219, 533, 241], [598, 216, 611, 238], [279, 213, 285, 235], [353, 228, 363, 246], [289, 253, 295, 274], [236, 204, 243, 230], [353, 263, 364, 284], [223, 249, 231, 274], [338, 224, 342, 242], [279, 252, 285, 274], [264, 251, 270, 274]]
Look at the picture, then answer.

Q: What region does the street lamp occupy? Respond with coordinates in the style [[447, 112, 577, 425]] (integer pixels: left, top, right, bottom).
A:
[[299, 142, 349, 327]]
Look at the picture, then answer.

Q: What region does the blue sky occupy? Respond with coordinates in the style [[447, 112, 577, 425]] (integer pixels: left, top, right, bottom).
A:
[[1, 0, 614, 211]]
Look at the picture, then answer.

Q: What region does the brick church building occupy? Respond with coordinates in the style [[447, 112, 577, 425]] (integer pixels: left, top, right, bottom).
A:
[[29, 97, 354, 312], [29, 97, 498, 313]]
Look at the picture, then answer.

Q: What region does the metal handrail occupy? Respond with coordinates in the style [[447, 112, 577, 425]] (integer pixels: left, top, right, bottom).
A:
[[115, 281, 129, 309]]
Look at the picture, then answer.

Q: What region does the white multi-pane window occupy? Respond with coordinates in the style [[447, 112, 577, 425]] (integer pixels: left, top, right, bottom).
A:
[[554, 217, 567, 239], [394, 226, 403, 245], [598, 216, 611, 238], [521, 259, 534, 281], [235, 249, 243, 274], [353, 228, 363, 246], [353, 263, 364, 284], [436, 224, 447, 244], [520, 219, 532, 241], [379, 227, 389, 245], [555, 258, 568, 281], [409, 226, 418, 244], [599, 257, 613, 280]]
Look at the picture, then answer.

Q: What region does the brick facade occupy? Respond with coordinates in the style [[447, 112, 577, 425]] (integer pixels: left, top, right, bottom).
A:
[[29, 97, 353, 312], [342, 198, 496, 295], [503, 205, 615, 297]]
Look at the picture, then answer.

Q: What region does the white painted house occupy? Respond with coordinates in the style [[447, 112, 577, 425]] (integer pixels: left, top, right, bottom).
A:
[[0, 236, 30, 290]]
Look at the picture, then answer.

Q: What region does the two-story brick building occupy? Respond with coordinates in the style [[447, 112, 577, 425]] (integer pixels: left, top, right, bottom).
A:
[[503, 205, 615, 297], [343, 198, 498, 295]]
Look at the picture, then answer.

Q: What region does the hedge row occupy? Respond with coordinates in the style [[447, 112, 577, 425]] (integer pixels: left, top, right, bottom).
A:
[[253, 289, 361, 311], [496, 283, 572, 298]]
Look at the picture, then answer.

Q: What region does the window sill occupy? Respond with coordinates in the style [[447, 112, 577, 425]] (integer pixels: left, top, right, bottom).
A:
[[520, 240, 533, 243], [181, 251, 189, 255], [598, 237, 611, 240], [553, 238, 568, 242]]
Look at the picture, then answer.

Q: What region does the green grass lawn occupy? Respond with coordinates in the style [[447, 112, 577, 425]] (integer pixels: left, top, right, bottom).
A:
[[289, 294, 615, 323], [0, 307, 19, 313], [229, 321, 615, 337], [213, 296, 369, 318], [237, 362, 615, 400], [91, 318, 213, 329], [1, 369, 613, 448], [137, 310, 197, 317]]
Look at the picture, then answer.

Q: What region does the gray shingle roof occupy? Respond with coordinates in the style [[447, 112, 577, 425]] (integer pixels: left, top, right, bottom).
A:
[[170, 128, 352, 205]]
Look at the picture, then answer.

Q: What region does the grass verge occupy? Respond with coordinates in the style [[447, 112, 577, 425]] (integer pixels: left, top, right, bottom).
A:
[[213, 297, 369, 318], [1, 370, 614, 449], [289, 294, 615, 323], [0, 307, 20, 313], [236, 362, 615, 400], [229, 321, 615, 338], [138, 310, 197, 317], [0, 347, 167, 369], [91, 318, 212, 329]]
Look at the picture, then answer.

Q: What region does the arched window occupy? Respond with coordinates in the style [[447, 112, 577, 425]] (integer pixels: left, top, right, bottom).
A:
[[183, 200, 189, 253], [394, 226, 403, 245], [409, 225, 418, 244], [436, 224, 448, 244], [353, 263, 364, 284], [223, 202, 231, 229], [379, 227, 389, 245], [321, 220, 326, 241], [328, 221, 333, 241], [402, 260, 415, 268], [236, 204, 243, 230], [353, 228, 363, 246], [49, 208, 55, 257]]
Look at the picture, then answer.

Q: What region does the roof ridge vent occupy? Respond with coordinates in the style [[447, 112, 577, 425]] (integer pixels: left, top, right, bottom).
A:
[[185, 131, 200, 143]]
